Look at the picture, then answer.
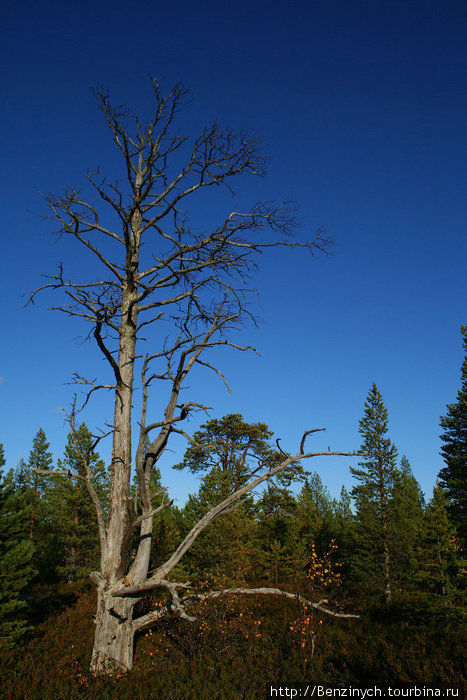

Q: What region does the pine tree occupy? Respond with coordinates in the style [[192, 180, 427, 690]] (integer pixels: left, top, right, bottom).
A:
[[256, 483, 299, 583], [417, 484, 465, 608], [27, 428, 53, 492], [439, 325, 467, 545], [174, 413, 277, 488], [48, 424, 109, 581], [261, 538, 293, 586], [389, 456, 425, 593], [17, 429, 54, 580], [333, 486, 356, 573], [295, 473, 335, 553], [178, 465, 257, 586], [351, 383, 398, 604], [175, 415, 279, 585], [10, 459, 30, 492], [0, 445, 36, 649]]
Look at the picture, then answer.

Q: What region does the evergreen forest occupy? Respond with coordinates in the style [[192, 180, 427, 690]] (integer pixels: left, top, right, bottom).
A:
[[1, 343, 466, 697], [4, 0, 467, 695]]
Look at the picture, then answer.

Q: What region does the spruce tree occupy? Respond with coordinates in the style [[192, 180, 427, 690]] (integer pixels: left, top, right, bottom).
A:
[[439, 325, 467, 545], [351, 383, 398, 604], [0, 445, 36, 649]]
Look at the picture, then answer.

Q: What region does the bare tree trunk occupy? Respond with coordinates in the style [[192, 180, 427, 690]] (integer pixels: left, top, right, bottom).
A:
[[91, 217, 141, 670], [377, 429, 393, 606], [91, 587, 137, 673], [437, 537, 447, 600], [383, 536, 392, 605], [380, 488, 392, 605], [29, 476, 38, 540], [104, 286, 137, 583], [381, 493, 392, 605]]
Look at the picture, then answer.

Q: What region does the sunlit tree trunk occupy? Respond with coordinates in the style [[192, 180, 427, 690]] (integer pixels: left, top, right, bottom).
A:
[[91, 587, 136, 672]]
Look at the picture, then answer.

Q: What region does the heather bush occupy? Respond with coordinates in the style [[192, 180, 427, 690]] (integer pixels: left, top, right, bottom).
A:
[[1, 582, 464, 698]]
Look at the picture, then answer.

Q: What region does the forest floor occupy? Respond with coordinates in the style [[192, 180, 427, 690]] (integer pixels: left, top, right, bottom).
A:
[[1, 581, 465, 699]]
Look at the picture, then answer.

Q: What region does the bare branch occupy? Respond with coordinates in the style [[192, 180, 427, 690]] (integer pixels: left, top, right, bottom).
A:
[[153, 446, 359, 579], [180, 588, 360, 619], [158, 579, 196, 622], [94, 319, 122, 385], [70, 373, 117, 412], [276, 438, 287, 456], [195, 358, 232, 393], [32, 468, 86, 482], [132, 583, 359, 631], [300, 428, 326, 454], [135, 499, 173, 525], [114, 439, 359, 595], [67, 411, 108, 556], [133, 605, 170, 630]]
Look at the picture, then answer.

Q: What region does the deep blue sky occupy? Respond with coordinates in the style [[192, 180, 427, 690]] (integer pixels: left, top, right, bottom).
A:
[[1, 0, 466, 505]]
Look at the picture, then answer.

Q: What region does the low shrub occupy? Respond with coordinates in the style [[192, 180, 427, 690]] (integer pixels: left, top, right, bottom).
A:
[[1, 584, 465, 698]]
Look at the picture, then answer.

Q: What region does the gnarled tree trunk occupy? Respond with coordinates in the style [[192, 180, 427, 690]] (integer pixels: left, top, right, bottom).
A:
[[91, 586, 137, 673]]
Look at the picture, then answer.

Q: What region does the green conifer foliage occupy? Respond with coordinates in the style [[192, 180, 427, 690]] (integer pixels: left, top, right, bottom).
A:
[[261, 538, 293, 585], [351, 383, 398, 604], [27, 428, 53, 486], [179, 464, 257, 585], [48, 424, 109, 581], [273, 473, 343, 584], [175, 414, 281, 585], [417, 484, 465, 609], [439, 325, 467, 545], [174, 414, 277, 487], [296, 473, 335, 549], [16, 429, 55, 580], [0, 445, 36, 649], [256, 483, 299, 582], [332, 486, 356, 572], [389, 456, 425, 593]]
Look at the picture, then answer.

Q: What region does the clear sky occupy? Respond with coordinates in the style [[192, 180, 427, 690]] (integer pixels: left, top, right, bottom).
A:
[[1, 0, 466, 505]]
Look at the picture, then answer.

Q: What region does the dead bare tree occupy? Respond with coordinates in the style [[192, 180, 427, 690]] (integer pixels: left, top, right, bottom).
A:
[[28, 79, 358, 674]]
